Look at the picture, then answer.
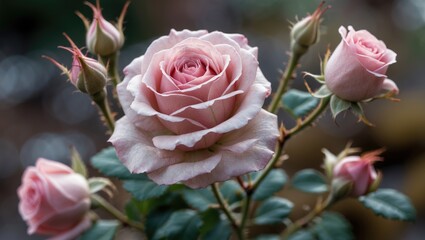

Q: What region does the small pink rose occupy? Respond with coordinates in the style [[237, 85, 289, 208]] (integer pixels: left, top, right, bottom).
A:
[[325, 26, 398, 101], [333, 150, 382, 197], [110, 29, 279, 188], [18, 158, 91, 240]]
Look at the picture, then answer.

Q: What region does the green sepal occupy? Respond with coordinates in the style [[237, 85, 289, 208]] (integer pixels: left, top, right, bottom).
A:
[[70, 146, 88, 178], [330, 95, 351, 118]]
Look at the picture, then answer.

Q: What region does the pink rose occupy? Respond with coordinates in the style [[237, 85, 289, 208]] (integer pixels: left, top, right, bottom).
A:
[[110, 29, 279, 188], [18, 158, 91, 240], [333, 150, 382, 197], [325, 26, 398, 101]]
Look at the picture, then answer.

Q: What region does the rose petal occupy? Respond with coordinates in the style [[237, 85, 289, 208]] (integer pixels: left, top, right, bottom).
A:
[[118, 75, 165, 132], [148, 151, 222, 185], [170, 90, 242, 128], [381, 78, 399, 94], [47, 215, 91, 240], [36, 159, 73, 175], [182, 110, 278, 188], [152, 79, 269, 150], [141, 29, 208, 74], [109, 116, 185, 173]]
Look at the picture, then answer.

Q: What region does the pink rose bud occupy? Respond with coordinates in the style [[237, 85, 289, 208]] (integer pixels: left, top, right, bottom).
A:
[[290, 1, 328, 55], [46, 34, 108, 95], [325, 26, 399, 101], [82, 0, 128, 56], [333, 149, 383, 197], [18, 158, 91, 240]]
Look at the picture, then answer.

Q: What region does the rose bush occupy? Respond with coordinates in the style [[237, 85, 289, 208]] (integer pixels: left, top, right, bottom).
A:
[[325, 26, 398, 101], [18, 158, 91, 240], [110, 29, 279, 188]]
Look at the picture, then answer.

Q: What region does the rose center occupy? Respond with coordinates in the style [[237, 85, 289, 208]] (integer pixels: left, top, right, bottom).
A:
[[170, 56, 212, 85], [358, 39, 381, 55]]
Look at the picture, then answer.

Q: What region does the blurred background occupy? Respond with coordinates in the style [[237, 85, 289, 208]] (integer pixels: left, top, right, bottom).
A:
[[0, 0, 424, 239]]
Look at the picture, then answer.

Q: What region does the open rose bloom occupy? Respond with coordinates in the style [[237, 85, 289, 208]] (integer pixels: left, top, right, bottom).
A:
[[325, 26, 398, 101], [18, 159, 91, 240], [110, 29, 279, 188]]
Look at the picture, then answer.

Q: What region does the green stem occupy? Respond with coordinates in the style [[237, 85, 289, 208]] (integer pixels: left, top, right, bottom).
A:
[[91, 194, 144, 231], [281, 193, 334, 239], [287, 96, 331, 138], [239, 193, 251, 239], [92, 90, 115, 132], [211, 183, 243, 240], [100, 52, 121, 87], [267, 53, 301, 114]]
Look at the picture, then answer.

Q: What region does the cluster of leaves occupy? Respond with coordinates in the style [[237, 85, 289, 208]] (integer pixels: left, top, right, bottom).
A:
[[85, 147, 296, 240], [82, 147, 415, 240]]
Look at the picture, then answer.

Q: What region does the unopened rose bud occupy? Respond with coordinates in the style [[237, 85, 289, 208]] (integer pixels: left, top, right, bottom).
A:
[[333, 149, 383, 197], [46, 34, 108, 96], [290, 1, 328, 55], [79, 0, 129, 57]]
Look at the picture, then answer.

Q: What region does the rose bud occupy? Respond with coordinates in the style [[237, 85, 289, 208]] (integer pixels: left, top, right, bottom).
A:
[[78, 0, 129, 57], [45, 34, 108, 96], [325, 26, 398, 101], [290, 1, 328, 55], [333, 149, 383, 197], [18, 158, 91, 240]]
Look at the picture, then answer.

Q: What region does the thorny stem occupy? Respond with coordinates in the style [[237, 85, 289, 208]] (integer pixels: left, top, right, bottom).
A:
[[91, 194, 144, 231], [100, 52, 121, 87], [281, 192, 334, 239], [92, 90, 115, 132], [268, 53, 302, 114], [211, 183, 244, 240], [287, 96, 331, 138]]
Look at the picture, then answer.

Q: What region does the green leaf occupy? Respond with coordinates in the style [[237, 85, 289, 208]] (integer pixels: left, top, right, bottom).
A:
[[282, 89, 319, 118], [153, 210, 201, 240], [146, 208, 173, 239], [288, 230, 315, 240], [125, 199, 143, 222], [359, 189, 416, 221], [70, 146, 87, 178], [79, 220, 120, 240], [182, 188, 216, 212], [200, 209, 231, 240], [90, 147, 132, 179], [312, 85, 332, 99], [123, 175, 168, 201], [220, 181, 244, 204], [292, 169, 328, 194], [330, 95, 351, 118], [254, 197, 293, 225], [312, 212, 354, 240], [252, 169, 287, 201]]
